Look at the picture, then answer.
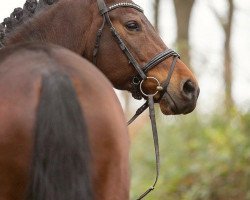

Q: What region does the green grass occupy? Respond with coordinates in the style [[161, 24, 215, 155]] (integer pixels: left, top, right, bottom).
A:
[[130, 111, 250, 200]]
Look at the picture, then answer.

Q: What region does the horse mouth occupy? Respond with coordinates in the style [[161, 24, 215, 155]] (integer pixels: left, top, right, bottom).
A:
[[159, 93, 179, 115], [159, 92, 196, 115]]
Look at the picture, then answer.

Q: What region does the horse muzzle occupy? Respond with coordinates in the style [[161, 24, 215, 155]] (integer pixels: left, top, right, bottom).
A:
[[159, 79, 200, 115]]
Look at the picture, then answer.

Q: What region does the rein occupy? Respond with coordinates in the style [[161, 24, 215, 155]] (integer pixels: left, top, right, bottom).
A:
[[94, 0, 180, 199]]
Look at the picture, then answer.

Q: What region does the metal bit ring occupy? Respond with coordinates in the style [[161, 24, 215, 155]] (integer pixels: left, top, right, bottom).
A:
[[140, 77, 162, 97]]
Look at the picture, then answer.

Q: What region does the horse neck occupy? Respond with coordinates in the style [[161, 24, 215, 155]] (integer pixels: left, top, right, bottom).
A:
[[5, 0, 95, 56]]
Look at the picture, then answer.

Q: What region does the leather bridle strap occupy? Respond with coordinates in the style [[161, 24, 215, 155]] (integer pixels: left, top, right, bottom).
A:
[[94, 1, 179, 199], [97, 0, 109, 15], [93, 16, 106, 65], [127, 101, 148, 125], [136, 95, 160, 200], [94, 0, 180, 97], [162, 56, 179, 90], [128, 57, 178, 199], [103, 16, 147, 80], [96, 0, 147, 80], [142, 49, 179, 73], [128, 55, 179, 125]]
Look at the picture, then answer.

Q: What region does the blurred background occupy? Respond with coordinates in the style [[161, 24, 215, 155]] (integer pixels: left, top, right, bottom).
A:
[[1, 0, 250, 199], [128, 0, 250, 199]]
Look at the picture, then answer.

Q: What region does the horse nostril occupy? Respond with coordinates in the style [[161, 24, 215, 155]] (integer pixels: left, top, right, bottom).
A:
[[182, 80, 197, 100], [184, 80, 195, 93]]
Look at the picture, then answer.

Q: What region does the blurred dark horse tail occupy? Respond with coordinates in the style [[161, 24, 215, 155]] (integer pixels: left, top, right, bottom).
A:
[[27, 71, 92, 200]]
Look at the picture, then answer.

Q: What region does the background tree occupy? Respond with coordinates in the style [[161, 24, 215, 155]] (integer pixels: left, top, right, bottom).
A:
[[211, 0, 235, 113], [130, 1, 250, 199], [172, 0, 195, 68], [153, 0, 161, 32]]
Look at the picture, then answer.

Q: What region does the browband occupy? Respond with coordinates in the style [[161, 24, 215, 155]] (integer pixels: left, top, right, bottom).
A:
[[109, 2, 143, 13], [97, 0, 143, 15]]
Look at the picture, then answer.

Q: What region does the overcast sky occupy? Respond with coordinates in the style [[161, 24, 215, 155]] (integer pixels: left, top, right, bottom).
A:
[[1, 0, 249, 113]]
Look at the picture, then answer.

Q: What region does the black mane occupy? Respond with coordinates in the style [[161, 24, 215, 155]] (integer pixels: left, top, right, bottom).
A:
[[0, 0, 58, 47]]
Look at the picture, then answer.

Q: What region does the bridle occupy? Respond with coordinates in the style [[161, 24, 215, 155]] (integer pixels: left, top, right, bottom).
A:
[[93, 0, 180, 199], [93, 1, 180, 99]]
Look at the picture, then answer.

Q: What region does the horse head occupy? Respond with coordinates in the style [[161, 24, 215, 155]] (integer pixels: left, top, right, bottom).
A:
[[85, 0, 199, 115]]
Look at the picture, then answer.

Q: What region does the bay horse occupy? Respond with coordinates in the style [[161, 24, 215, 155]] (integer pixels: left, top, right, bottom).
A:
[[0, 42, 129, 200], [0, 0, 199, 116]]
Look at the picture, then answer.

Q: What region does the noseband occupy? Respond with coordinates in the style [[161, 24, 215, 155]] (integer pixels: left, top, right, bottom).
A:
[[94, 0, 180, 199]]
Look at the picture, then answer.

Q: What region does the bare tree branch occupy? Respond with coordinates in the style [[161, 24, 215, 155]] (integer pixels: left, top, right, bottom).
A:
[[209, 0, 235, 113], [172, 0, 195, 68], [208, 3, 226, 30], [153, 0, 161, 32]]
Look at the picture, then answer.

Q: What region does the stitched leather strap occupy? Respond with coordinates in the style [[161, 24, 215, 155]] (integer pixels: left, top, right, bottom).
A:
[[97, 0, 109, 15], [142, 49, 180, 73], [94, 2, 180, 199], [136, 96, 160, 200], [93, 16, 106, 65], [94, 0, 180, 94], [103, 13, 147, 80], [128, 56, 179, 124], [161, 56, 179, 91], [127, 101, 148, 125]]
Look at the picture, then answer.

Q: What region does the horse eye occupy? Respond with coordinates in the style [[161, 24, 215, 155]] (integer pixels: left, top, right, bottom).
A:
[[125, 21, 141, 31]]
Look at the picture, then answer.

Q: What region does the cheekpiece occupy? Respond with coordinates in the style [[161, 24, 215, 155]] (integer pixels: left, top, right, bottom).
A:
[[109, 2, 144, 13]]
